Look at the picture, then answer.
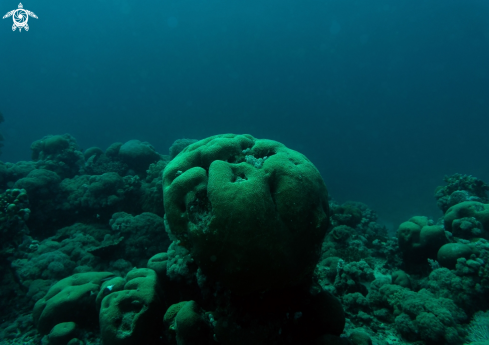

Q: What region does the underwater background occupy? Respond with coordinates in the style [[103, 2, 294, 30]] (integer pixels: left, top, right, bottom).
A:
[[1, 0, 488, 230]]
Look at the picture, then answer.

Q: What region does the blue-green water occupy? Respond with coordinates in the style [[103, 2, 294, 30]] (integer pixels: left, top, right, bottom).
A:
[[1, 2, 489, 343], [1, 0, 488, 227]]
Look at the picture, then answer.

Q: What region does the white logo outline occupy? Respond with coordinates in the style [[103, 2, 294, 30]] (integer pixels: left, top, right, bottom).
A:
[[3, 3, 37, 32]]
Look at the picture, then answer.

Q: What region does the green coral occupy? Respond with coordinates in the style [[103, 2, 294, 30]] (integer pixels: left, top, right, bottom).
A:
[[99, 268, 164, 345], [427, 239, 489, 314], [368, 281, 467, 344], [139, 160, 169, 216], [169, 138, 198, 159], [466, 311, 489, 344], [0, 188, 30, 255], [47, 322, 79, 345], [331, 203, 363, 227], [163, 134, 329, 295], [435, 174, 489, 213], [82, 146, 129, 176], [33, 272, 115, 334], [437, 243, 473, 269], [109, 212, 169, 267], [163, 301, 189, 326], [444, 202, 489, 239], [334, 246, 372, 264], [397, 216, 448, 267], [30, 134, 84, 178]]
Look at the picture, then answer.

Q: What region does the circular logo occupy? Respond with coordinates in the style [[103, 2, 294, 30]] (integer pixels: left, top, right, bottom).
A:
[[13, 9, 27, 26]]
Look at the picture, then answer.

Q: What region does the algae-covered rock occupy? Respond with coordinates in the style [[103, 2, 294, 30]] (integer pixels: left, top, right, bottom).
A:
[[163, 134, 329, 295]]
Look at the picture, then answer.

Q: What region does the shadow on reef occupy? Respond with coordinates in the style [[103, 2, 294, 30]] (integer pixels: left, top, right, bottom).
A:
[[1, 134, 489, 345]]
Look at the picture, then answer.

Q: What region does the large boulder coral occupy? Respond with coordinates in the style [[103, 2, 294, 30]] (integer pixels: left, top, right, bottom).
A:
[[163, 134, 329, 295], [14, 169, 61, 199], [82, 144, 129, 176], [444, 201, 489, 239], [437, 243, 474, 269], [14, 169, 61, 233], [397, 216, 448, 266], [118, 140, 161, 173], [0, 160, 38, 190], [33, 272, 115, 334], [30, 134, 83, 178]]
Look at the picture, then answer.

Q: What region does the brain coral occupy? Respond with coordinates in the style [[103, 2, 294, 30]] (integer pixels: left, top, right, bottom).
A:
[[163, 134, 329, 295]]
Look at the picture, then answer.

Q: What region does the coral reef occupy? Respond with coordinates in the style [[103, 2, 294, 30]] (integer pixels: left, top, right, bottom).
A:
[[397, 216, 448, 268], [0, 188, 30, 256], [30, 134, 84, 179], [0, 133, 488, 345], [444, 201, 489, 239], [435, 173, 489, 213], [168, 138, 198, 159]]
